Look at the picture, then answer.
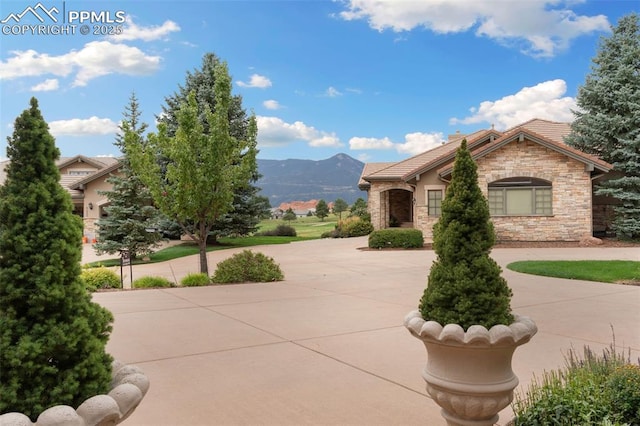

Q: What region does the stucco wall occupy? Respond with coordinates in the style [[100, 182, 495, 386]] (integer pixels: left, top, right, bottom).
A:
[[83, 172, 121, 239]]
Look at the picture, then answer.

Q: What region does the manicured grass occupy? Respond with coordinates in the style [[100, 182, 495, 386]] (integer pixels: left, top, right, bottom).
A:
[[258, 215, 339, 238], [85, 215, 344, 268], [507, 260, 640, 284]]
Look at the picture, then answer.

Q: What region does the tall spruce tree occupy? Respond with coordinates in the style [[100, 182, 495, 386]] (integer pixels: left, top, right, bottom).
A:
[[94, 93, 163, 258], [0, 98, 113, 420], [565, 13, 640, 239], [159, 52, 265, 241], [419, 140, 513, 330]]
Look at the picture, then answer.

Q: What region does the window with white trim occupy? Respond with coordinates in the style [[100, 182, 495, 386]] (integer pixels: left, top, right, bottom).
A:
[[488, 177, 552, 216]]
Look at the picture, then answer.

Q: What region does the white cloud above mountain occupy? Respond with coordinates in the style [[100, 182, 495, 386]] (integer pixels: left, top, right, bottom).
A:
[[257, 116, 343, 148]]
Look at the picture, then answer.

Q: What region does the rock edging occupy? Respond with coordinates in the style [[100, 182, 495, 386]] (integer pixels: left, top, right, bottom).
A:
[[0, 361, 149, 426]]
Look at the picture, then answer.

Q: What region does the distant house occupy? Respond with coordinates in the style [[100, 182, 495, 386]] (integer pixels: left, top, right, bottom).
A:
[[359, 119, 613, 242], [0, 155, 122, 241]]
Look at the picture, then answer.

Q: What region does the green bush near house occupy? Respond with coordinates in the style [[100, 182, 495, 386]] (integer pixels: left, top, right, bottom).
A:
[[81, 267, 121, 291], [368, 228, 424, 249], [212, 250, 284, 284], [256, 224, 297, 237], [512, 342, 640, 425], [322, 216, 374, 238], [132, 276, 174, 289], [180, 273, 211, 287]]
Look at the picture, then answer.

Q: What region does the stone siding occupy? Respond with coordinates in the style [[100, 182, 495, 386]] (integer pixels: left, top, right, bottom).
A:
[[477, 140, 592, 241], [367, 182, 414, 231]]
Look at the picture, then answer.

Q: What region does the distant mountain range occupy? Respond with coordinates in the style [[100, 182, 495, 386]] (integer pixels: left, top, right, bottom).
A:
[[256, 153, 366, 207]]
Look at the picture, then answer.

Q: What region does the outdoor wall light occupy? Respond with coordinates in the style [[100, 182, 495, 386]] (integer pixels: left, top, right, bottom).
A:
[[88, 202, 93, 210]]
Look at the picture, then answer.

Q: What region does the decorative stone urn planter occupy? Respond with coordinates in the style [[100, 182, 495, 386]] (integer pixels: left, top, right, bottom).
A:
[[0, 361, 149, 426], [405, 311, 537, 426]]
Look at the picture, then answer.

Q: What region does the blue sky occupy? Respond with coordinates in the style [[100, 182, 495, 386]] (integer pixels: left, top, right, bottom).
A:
[[0, 1, 636, 163]]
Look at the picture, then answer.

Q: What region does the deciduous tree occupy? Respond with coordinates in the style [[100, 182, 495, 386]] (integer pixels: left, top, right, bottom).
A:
[[128, 62, 257, 274], [332, 198, 348, 219]]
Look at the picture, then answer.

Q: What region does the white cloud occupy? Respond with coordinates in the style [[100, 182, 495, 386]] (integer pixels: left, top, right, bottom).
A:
[[338, 1, 609, 57], [450, 79, 576, 130], [0, 41, 161, 86], [31, 78, 59, 92], [108, 16, 180, 41], [263, 100, 281, 110], [396, 132, 446, 154], [237, 74, 272, 88], [49, 116, 118, 136], [349, 136, 394, 150], [345, 87, 363, 94], [256, 116, 343, 148], [324, 86, 342, 97], [349, 132, 445, 155]]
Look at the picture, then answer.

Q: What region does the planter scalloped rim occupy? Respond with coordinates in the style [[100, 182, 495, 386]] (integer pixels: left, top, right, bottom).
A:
[[0, 360, 149, 426], [404, 310, 538, 347], [405, 310, 538, 426]]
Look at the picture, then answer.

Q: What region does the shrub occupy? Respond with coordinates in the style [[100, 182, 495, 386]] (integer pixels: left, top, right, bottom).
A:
[[606, 364, 640, 424], [339, 216, 374, 237], [258, 224, 297, 237], [212, 250, 284, 283], [133, 276, 174, 289], [368, 229, 424, 249], [512, 342, 640, 425], [180, 272, 211, 287], [81, 267, 121, 291]]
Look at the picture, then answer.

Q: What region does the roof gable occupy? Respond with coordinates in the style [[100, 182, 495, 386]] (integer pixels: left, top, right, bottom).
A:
[[438, 127, 612, 178], [69, 159, 122, 189], [56, 155, 116, 170]]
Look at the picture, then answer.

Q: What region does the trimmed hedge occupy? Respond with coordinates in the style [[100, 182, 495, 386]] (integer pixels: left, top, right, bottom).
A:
[[81, 267, 121, 291], [368, 228, 424, 249], [212, 250, 284, 284], [321, 216, 374, 238], [132, 276, 174, 289], [257, 224, 297, 237]]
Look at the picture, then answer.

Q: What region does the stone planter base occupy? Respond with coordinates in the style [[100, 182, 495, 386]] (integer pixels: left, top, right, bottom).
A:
[[0, 360, 149, 426], [405, 311, 537, 426]]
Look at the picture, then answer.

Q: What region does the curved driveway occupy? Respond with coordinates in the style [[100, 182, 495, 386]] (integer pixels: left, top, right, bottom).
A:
[[91, 237, 640, 425]]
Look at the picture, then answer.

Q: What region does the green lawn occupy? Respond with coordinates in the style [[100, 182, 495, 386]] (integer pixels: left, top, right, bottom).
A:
[[507, 260, 640, 284], [85, 215, 343, 267]]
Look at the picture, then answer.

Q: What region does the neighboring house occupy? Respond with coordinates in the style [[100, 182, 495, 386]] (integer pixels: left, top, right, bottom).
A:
[[359, 119, 613, 242], [0, 155, 121, 241]]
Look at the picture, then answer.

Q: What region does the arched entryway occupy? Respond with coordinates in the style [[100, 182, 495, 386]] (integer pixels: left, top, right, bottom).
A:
[[386, 188, 413, 227]]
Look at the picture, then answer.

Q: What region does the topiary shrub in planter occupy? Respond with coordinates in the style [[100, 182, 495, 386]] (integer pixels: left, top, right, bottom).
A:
[[0, 98, 115, 420], [180, 272, 212, 287], [81, 267, 121, 291], [404, 140, 536, 426], [368, 228, 424, 249], [212, 250, 284, 283], [133, 276, 174, 289]]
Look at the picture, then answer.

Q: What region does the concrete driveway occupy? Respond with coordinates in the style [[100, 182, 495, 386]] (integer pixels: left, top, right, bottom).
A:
[[90, 237, 640, 425]]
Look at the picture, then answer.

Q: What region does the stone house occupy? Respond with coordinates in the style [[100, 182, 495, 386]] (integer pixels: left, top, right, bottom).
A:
[[358, 119, 613, 242]]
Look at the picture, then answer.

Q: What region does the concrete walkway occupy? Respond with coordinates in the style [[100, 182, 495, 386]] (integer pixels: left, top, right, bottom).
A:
[[89, 238, 640, 425]]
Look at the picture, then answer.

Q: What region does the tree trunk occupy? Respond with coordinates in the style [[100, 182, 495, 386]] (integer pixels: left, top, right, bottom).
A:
[[198, 237, 208, 275]]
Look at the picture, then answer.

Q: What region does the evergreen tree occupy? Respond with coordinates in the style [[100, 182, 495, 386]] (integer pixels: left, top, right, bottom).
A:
[[419, 140, 513, 330], [159, 52, 263, 241], [94, 93, 163, 258], [565, 13, 640, 239], [315, 199, 329, 221], [0, 98, 113, 420], [283, 208, 297, 222], [332, 198, 348, 220], [349, 197, 370, 221]]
